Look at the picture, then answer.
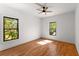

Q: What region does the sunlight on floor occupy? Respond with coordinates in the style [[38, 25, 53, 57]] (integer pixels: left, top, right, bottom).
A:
[[37, 40, 53, 45]]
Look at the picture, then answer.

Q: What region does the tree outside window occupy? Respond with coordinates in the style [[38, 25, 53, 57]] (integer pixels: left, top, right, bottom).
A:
[[49, 22, 56, 36], [3, 16, 19, 41]]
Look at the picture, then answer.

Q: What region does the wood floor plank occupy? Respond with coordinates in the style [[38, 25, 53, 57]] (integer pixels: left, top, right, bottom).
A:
[[0, 38, 78, 56]]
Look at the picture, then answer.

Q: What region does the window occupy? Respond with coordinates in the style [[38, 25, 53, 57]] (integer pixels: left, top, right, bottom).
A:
[[3, 16, 19, 41], [49, 22, 56, 36]]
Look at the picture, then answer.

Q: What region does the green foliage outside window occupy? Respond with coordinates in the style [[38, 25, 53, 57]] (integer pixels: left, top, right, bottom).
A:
[[3, 16, 19, 41], [49, 22, 56, 36]]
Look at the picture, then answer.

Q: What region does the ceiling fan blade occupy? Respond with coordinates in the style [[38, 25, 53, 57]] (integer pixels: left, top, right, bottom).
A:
[[35, 3, 43, 7], [45, 7, 48, 10], [46, 11, 52, 12], [36, 9, 42, 11], [42, 3, 48, 10]]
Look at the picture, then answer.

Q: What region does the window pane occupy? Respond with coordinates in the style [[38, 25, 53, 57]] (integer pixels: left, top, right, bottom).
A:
[[3, 16, 19, 41], [49, 22, 56, 36]]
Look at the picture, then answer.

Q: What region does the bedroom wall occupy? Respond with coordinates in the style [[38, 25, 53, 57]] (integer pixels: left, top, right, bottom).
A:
[[41, 11, 75, 43], [0, 4, 41, 51], [75, 4, 79, 54]]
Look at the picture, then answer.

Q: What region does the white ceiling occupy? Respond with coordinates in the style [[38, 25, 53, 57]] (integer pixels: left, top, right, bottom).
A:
[[30, 3, 77, 18], [0, 3, 77, 18]]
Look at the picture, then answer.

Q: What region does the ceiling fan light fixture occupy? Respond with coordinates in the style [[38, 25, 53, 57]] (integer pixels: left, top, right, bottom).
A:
[[36, 3, 52, 15]]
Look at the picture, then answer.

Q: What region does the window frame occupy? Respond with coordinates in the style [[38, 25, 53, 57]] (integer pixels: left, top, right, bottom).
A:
[[3, 16, 19, 42], [49, 22, 56, 36]]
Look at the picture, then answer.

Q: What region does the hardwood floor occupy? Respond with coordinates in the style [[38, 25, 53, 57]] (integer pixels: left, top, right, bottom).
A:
[[0, 38, 78, 56]]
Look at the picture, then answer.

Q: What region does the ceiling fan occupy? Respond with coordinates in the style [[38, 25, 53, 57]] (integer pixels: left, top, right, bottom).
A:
[[36, 3, 52, 15]]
